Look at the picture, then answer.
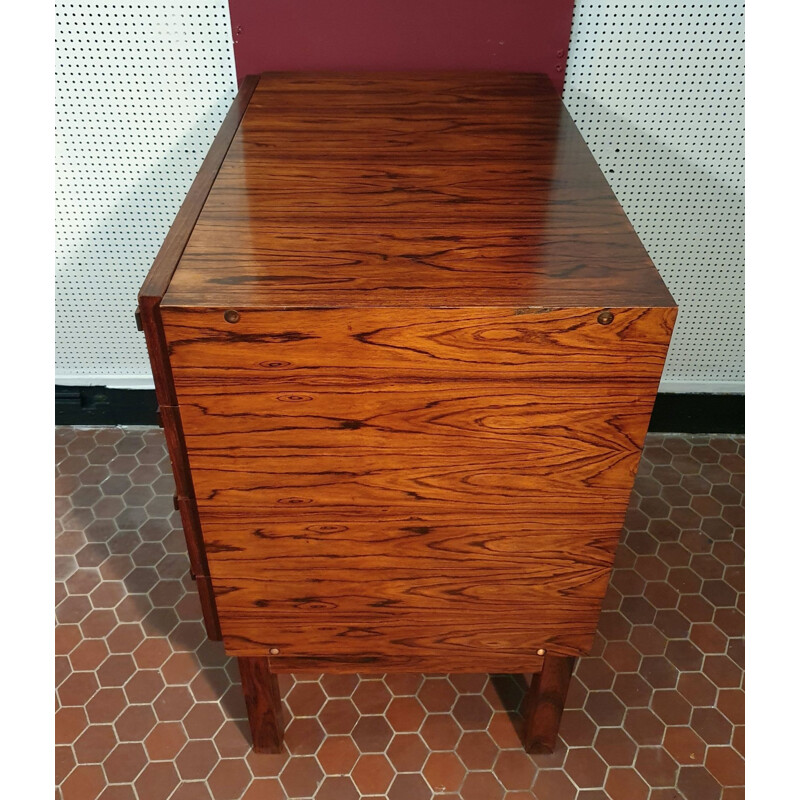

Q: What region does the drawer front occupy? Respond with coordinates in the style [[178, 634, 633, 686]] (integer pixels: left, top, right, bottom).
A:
[[201, 513, 620, 660], [177, 382, 652, 516]]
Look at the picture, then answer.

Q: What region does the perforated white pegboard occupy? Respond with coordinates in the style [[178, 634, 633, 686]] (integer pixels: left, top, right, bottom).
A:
[[56, 1, 743, 392], [55, 1, 237, 386], [564, 1, 744, 392]]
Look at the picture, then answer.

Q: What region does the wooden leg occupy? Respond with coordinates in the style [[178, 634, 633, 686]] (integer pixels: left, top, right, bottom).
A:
[[238, 657, 285, 753], [523, 654, 576, 754]]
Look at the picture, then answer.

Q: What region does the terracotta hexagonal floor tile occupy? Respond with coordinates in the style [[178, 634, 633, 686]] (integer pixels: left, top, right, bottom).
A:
[[603, 641, 642, 674], [213, 719, 252, 759], [705, 746, 745, 787], [97, 654, 136, 688], [318, 697, 360, 735], [605, 767, 649, 800], [102, 741, 147, 783], [153, 685, 193, 721], [418, 677, 457, 713], [60, 764, 106, 800], [576, 658, 615, 691], [423, 751, 467, 793], [663, 726, 706, 766], [564, 747, 608, 789], [182, 701, 225, 739], [56, 706, 88, 745], [634, 747, 678, 787], [279, 755, 324, 799], [716, 688, 745, 726], [55, 744, 76, 784], [160, 651, 201, 686], [55, 623, 82, 656], [452, 694, 492, 731], [240, 779, 286, 800], [58, 671, 99, 707], [677, 765, 722, 800], [677, 672, 717, 707], [286, 681, 327, 718], [387, 732, 430, 773], [623, 708, 665, 746], [106, 623, 145, 654], [246, 748, 289, 779], [143, 721, 186, 760], [69, 639, 110, 671], [317, 735, 359, 776], [449, 673, 488, 694], [702, 655, 741, 689], [386, 695, 426, 733], [170, 783, 214, 800], [219, 683, 249, 720], [531, 769, 577, 800], [352, 753, 396, 795], [484, 674, 525, 712], [175, 739, 220, 780], [352, 714, 394, 753], [133, 761, 179, 800], [114, 704, 156, 742], [283, 717, 326, 756], [690, 707, 733, 745], [585, 690, 626, 727], [124, 669, 165, 704], [315, 775, 360, 800], [558, 709, 597, 748], [188, 667, 230, 703], [650, 688, 692, 726], [454, 730, 498, 771], [73, 723, 116, 764], [53, 430, 747, 800], [320, 673, 359, 698], [612, 673, 653, 709], [494, 749, 537, 791], [351, 679, 392, 715], [420, 713, 461, 751], [594, 727, 637, 767], [85, 688, 126, 724], [388, 772, 434, 800], [207, 758, 253, 800]]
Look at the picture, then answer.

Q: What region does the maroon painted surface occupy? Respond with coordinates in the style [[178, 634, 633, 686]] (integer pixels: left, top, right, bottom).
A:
[[228, 0, 575, 94]]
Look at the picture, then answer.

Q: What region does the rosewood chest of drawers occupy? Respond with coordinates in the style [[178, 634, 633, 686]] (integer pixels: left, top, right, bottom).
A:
[[138, 72, 676, 753]]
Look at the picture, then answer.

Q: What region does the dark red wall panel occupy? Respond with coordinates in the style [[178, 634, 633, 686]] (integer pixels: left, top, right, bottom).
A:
[[228, 1, 575, 94]]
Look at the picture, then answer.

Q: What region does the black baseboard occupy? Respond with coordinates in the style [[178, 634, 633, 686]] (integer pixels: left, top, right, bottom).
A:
[[56, 386, 744, 434], [649, 392, 744, 434], [56, 386, 158, 426]]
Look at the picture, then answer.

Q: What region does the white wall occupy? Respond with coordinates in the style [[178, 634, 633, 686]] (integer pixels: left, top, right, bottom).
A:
[[564, 1, 744, 393], [55, 1, 237, 387], [55, 1, 744, 393]]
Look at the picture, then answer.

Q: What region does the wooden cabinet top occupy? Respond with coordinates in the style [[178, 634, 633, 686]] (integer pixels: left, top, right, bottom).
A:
[[157, 72, 674, 311]]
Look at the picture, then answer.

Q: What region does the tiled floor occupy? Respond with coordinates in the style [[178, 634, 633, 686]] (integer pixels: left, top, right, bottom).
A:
[[55, 428, 744, 800]]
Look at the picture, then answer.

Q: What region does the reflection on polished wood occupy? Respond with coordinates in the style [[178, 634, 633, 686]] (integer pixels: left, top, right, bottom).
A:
[[141, 72, 676, 753]]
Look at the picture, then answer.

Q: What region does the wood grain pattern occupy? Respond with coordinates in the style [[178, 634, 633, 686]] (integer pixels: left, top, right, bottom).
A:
[[141, 74, 676, 697], [238, 657, 284, 753], [266, 652, 546, 675], [163, 306, 676, 385], [523, 654, 576, 754], [175, 381, 654, 515], [226, 609, 598, 662], [206, 515, 616, 660], [136, 77, 258, 642], [162, 72, 674, 311]]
